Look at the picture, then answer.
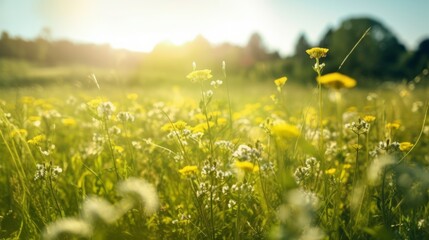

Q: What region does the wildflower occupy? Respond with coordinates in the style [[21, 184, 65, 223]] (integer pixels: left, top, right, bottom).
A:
[[317, 72, 356, 89], [61, 117, 77, 126], [97, 101, 116, 119], [399, 142, 413, 152], [386, 122, 400, 130], [117, 112, 135, 122], [274, 76, 287, 92], [363, 115, 376, 123], [27, 134, 46, 145], [178, 165, 198, 176], [345, 118, 370, 135], [186, 69, 213, 82], [10, 128, 27, 138], [232, 144, 261, 161], [51, 166, 63, 178], [325, 168, 337, 175], [234, 161, 259, 173], [351, 144, 363, 150], [161, 120, 188, 132], [34, 163, 46, 181], [271, 123, 300, 139], [204, 90, 213, 98], [306, 47, 329, 59], [210, 79, 223, 89]]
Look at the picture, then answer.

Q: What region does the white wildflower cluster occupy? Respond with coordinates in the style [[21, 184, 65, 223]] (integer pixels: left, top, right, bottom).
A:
[[215, 140, 234, 152], [294, 157, 320, 185], [232, 144, 262, 162], [117, 111, 135, 122], [81, 133, 104, 158], [108, 125, 121, 135], [369, 140, 400, 158], [41, 109, 61, 120], [172, 213, 192, 225], [203, 90, 214, 98], [210, 80, 223, 89], [34, 163, 63, 181], [97, 101, 116, 119], [345, 118, 370, 135]]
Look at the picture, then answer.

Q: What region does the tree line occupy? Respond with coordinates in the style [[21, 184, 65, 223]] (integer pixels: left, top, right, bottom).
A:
[[1, 17, 428, 84]]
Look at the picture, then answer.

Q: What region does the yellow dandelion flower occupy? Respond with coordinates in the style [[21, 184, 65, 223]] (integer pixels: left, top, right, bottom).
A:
[[399, 142, 413, 152], [186, 69, 213, 82], [62, 117, 77, 126], [192, 121, 215, 133], [234, 161, 259, 173], [325, 168, 337, 175], [10, 129, 27, 138], [114, 145, 124, 153], [306, 47, 329, 59], [178, 165, 198, 176], [317, 72, 356, 89], [27, 134, 46, 145], [363, 115, 376, 123], [386, 122, 400, 130], [343, 164, 352, 169], [274, 76, 287, 91], [20, 96, 35, 104], [161, 120, 188, 132], [28, 116, 41, 122], [271, 123, 300, 139]]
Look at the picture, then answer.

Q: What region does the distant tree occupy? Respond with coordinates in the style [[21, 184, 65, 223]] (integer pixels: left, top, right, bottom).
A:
[[290, 33, 314, 83], [406, 38, 429, 77], [319, 17, 407, 81], [294, 33, 311, 60]]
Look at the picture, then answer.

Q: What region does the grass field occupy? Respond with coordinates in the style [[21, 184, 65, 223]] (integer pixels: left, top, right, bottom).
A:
[[1, 53, 429, 239]]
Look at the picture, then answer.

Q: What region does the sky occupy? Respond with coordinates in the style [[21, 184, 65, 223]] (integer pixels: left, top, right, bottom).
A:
[[0, 0, 428, 56]]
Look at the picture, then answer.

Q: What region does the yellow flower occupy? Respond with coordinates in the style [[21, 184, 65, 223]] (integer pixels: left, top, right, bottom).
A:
[[386, 122, 400, 130], [161, 120, 188, 132], [325, 168, 336, 175], [62, 117, 77, 126], [343, 164, 352, 169], [317, 72, 356, 89], [10, 129, 27, 138], [306, 47, 329, 59], [351, 144, 363, 150], [271, 123, 300, 139], [274, 76, 287, 91], [363, 115, 376, 123], [114, 145, 125, 153], [186, 69, 213, 82], [178, 165, 198, 176], [234, 161, 259, 173], [399, 142, 413, 152], [27, 134, 46, 145]]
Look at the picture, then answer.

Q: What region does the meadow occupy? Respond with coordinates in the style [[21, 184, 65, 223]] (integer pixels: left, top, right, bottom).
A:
[[1, 48, 429, 240]]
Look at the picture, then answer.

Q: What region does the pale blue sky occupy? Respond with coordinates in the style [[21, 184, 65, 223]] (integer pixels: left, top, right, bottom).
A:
[[0, 0, 428, 56]]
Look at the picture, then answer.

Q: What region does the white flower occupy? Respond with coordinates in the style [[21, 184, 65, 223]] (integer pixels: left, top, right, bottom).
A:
[[97, 101, 116, 118]]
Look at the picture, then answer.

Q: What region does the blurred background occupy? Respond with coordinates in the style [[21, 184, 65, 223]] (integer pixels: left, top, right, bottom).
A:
[[1, 0, 428, 89]]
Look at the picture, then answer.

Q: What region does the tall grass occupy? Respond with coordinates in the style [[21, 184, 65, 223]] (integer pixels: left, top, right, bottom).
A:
[[0, 49, 429, 239]]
